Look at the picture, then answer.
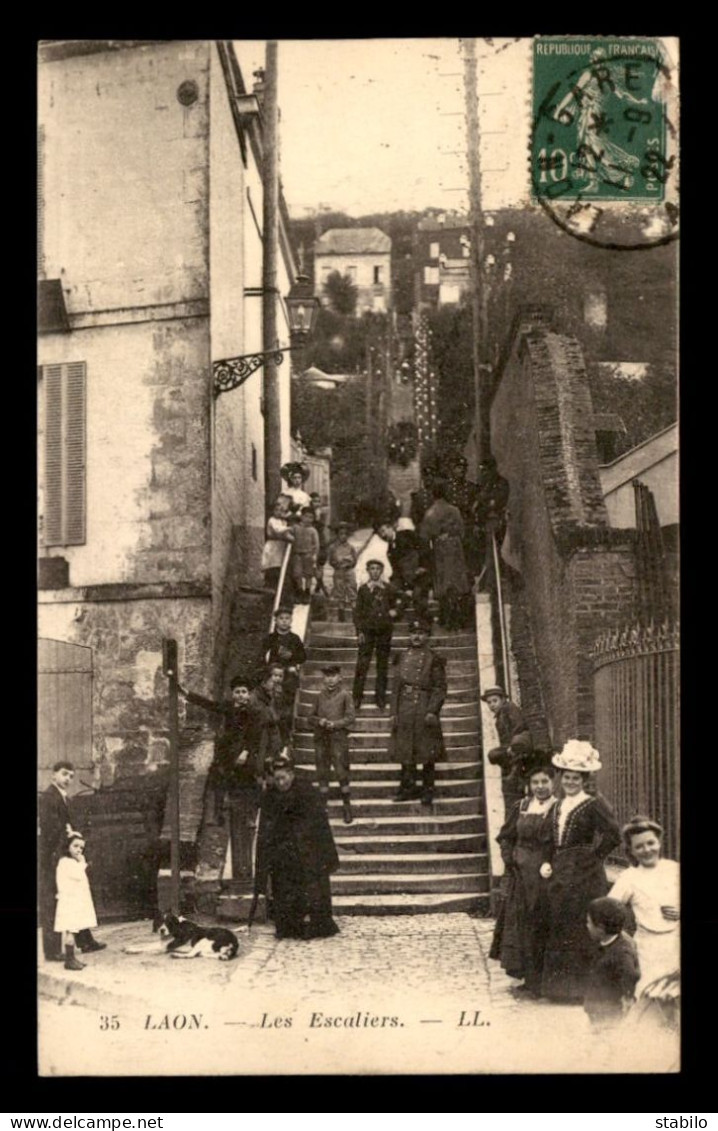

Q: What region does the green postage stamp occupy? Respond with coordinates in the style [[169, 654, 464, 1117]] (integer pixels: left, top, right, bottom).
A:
[[532, 37, 672, 203]]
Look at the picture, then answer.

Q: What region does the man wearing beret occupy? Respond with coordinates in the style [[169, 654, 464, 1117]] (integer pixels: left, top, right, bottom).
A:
[[390, 618, 447, 805], [352, 559, 403, 710]]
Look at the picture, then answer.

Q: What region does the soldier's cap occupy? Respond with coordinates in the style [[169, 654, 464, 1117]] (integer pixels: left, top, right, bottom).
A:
[[321, 663, 341, 675], [230, 672, 255, 690], [408, 618, 432, 634], [365, 559, 385, 569], [274, 604, 294, 617], [481, 685, 507, 701]]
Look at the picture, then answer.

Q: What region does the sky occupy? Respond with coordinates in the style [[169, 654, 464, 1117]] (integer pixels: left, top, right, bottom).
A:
[[233, 38, 679, 220]]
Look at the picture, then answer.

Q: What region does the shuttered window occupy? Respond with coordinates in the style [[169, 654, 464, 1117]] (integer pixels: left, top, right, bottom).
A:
[[41, 362, 86, 546]]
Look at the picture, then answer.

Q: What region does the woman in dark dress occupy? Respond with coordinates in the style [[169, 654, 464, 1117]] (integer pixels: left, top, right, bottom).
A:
[[490, 755, 556, 996], [539, 740, 620, 1002]]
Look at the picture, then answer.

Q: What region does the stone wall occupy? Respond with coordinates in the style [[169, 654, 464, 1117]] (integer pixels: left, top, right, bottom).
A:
[[38, 587, 213, 786], [491, 315, 638, 747]]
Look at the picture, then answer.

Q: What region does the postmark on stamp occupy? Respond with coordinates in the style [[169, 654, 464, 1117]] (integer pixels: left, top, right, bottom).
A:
[[531, 37, 679, 249]]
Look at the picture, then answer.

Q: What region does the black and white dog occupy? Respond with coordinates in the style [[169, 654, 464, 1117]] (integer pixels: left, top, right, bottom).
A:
[[154, 912, 240, 960], [124, 912, 239, 960]]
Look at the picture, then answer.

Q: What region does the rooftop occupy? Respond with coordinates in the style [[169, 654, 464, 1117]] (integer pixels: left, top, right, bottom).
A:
[[315, 227, 391, 255]]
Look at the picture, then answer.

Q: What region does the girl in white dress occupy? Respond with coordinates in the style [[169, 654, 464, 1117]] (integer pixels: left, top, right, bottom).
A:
[[55, 834, 98, 971], [609, 816, 679, 996]]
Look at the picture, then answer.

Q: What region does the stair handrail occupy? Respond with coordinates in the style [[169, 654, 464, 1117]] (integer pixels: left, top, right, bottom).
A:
[[268, 540, 293, 632], [490, 525, 512, 700]]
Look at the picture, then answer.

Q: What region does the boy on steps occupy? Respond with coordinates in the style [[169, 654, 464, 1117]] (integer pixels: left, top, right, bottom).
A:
[[311, 663, 356, 824]]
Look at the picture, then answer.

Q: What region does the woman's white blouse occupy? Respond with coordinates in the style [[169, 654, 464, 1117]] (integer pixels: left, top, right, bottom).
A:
[[556, 790, 589, 844], [609, 858, 680, 933]]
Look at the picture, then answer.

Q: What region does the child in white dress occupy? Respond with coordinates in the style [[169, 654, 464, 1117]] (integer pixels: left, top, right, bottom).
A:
[[55, 834, 99, 971]]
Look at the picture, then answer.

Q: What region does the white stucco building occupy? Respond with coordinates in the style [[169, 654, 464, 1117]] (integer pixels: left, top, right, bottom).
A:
[[314, 227, 392, 313]]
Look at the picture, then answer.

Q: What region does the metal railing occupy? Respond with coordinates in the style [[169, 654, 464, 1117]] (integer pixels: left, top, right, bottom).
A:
[[593, 621, 680, 860]]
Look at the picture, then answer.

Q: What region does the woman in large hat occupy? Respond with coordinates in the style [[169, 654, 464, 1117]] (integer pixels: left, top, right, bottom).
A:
[[489, 753, 556, 997], [280, 462, 312, 518], [539, 740, 620, 1002]]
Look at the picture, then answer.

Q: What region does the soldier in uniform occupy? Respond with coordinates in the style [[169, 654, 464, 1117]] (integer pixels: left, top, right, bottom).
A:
[[390, 617, 447, 806], [352, 559, 403, 710], [443, 454, 481, 577]]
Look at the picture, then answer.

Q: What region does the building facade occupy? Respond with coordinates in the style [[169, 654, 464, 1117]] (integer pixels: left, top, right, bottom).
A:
[[413, 213, 471, 310], [314, 227, 391, 313], [38, 40, 296, 798]]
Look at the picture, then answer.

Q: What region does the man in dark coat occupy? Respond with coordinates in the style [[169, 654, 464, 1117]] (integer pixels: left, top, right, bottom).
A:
[[38, 761, 106, 959], [178, 672, 263, 826], [443, 454, 482, 576], [376, 521, 431, 620], [352, 560, 403, 710], [482, 685, 533, 808], [254, 758, 340, 940], [390, 618, 447, 805]]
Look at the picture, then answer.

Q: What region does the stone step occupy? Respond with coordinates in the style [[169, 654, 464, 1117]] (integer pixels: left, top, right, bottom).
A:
[[293, 713, 479, 732], [334, 832, 486, 855], [336, 851, 485, 874], [216, 891, 489, 919], [299, 684, 479, 702], [307, 644, 477, 660], [328, 813, 483, 836], [290, 760, 481, 781], [308, 778, 482, 799], [309, 624, 474, 641], [331, 872, 486, 895], [293, 731, 480, 751], [331, 893, 489, 915], [292, 747, 480, 765], [326, 796, 480, 818], [303, 659, 478, 677], [296, 698, 479, 718]]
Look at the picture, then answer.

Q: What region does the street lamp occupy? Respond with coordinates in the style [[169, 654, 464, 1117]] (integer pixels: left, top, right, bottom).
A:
[[212, 273, 319, 397]]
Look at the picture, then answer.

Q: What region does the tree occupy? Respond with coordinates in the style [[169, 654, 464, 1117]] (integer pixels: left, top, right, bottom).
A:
[[323, 271, 358, 316]]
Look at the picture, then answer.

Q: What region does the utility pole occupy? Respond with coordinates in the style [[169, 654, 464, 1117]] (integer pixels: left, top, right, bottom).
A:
[[262, 40, 281, 507], [462, 37, 486, 465]]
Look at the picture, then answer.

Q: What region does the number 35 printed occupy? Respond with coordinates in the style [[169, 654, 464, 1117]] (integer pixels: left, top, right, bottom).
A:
[[99, 1014, 120, 1030]]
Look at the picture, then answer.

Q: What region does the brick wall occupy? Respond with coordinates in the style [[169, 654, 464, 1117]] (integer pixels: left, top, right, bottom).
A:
[[491, 316, 638, 746]]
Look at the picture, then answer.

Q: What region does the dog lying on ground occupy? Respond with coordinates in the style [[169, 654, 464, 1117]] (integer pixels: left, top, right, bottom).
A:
[[124, 911, 239, 960]]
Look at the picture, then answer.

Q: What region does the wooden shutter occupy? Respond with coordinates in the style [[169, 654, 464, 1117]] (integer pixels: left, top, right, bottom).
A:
[[42, 362, 86, 545]]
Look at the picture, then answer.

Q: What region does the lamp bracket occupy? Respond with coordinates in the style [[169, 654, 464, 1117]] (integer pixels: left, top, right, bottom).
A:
[[213, 349, 286, 398]]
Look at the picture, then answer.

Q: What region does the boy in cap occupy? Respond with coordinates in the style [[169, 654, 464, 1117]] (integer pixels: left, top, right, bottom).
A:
[[327, 522, 358, 621], [263, 605, 307, 739], [311, 663, 356, 823], [390, 617, 446, 804], [482, 685, 533, 808], [352, 559, 403, 710], [179, 672, 262, 825]]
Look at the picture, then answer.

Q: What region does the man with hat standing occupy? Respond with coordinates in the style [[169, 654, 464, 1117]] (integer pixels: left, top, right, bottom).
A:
[[482, 685, 533, 808], [178, 672, 263, 827], [352, 559, 403, 710], [311, 663, 356, 823], [263, 605, 307, 742], [390, 618, 447, 805]]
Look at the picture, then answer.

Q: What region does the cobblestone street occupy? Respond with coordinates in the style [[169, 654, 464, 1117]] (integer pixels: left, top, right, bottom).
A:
[[39, 913, 676, 1076]]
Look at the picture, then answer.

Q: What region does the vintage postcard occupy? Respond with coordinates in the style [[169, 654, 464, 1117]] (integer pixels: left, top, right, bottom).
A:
[[37, 36, 679, 1076]]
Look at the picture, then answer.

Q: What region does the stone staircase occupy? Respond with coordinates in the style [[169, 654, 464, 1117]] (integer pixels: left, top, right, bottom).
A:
[[293, 601, 489, 915]]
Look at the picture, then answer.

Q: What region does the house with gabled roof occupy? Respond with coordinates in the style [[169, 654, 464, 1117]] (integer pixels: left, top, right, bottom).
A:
[[314, 227, 392, 313]]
